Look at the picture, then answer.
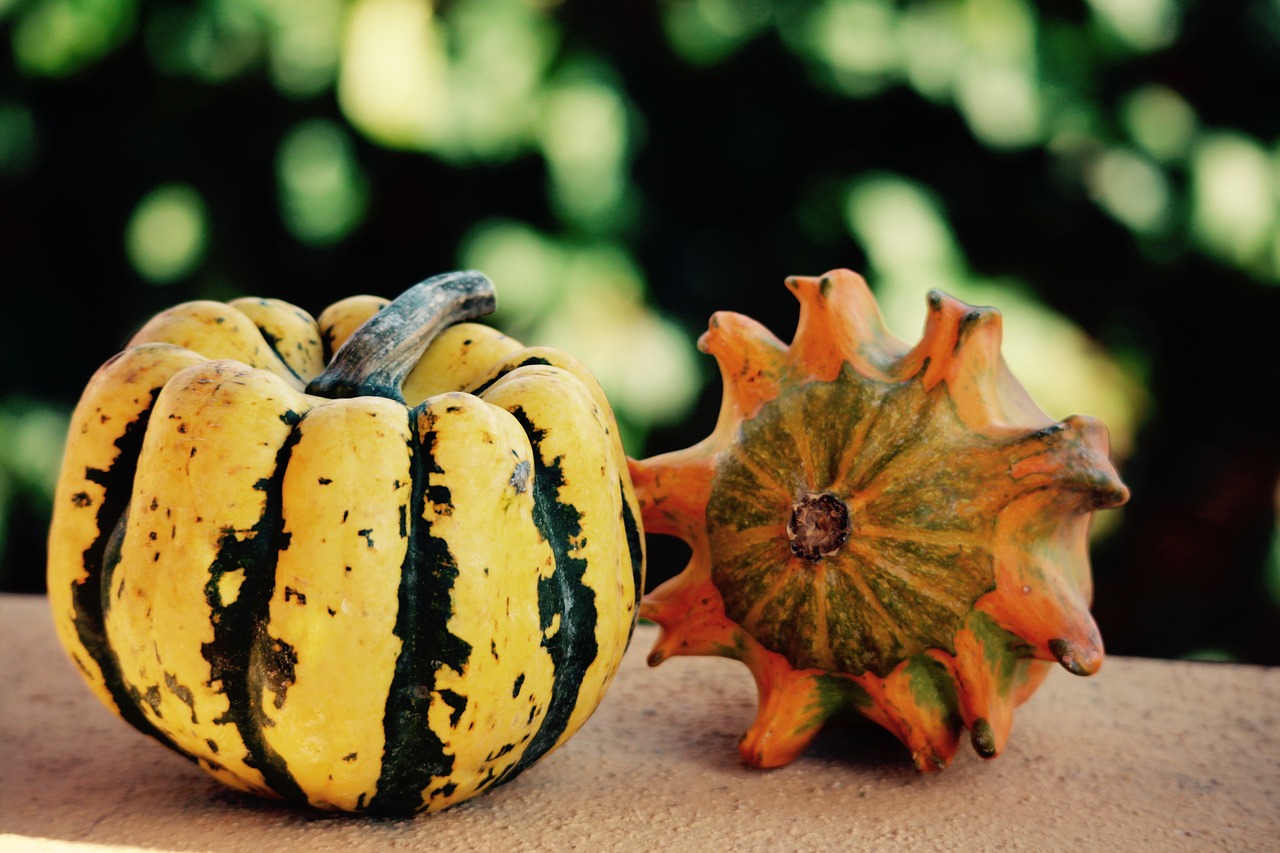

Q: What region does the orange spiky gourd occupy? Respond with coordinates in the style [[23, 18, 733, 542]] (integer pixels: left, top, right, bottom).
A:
[[632, 269, 1129, 770]]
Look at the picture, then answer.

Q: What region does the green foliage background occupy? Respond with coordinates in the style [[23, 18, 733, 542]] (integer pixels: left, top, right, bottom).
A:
[[2, 0, 1278, 665]]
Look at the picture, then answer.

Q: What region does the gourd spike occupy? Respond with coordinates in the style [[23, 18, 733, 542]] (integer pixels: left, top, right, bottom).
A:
[[857, 659, 962, 772], [737, 661, 830, 768], [984, 415, 1128, 675], [641, 550, 746, 666], [945, 612, 1039, 760], [699, 310, 789, 431], [985, 502, 1106, 676], [629, 454, 714, 542], [786, 270, 907, 382]]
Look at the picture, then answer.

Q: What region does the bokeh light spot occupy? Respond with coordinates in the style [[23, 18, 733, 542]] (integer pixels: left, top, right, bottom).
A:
[[1085, 0, 1179, 52], [124, 183, 209, 284], [1087, 148, 1171, 234], [661, 0, 771, 66], [1191, 132, 1277, 276], [1122, 84, 1197, 162], [277, 118, 369, 246], [12, 0, 135, 77]]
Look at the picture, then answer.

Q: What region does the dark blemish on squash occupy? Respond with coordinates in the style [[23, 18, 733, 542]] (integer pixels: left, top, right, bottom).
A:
[[358, 528, 375, 547], [190, 447, 198, 458], [150, 497, 159, 511], [439, 689, 467, 728], [512, 673, 525, 698], [327, 607, 337, 616], [141, 684, 163, 718], [344, 565, 352, 572], [431, 781, 458, 799], [318, 477, 333, 485], [819, 276, 832, 297], [399, 505, 407, 538], [284, 586, 307, 605], [149, 531, 157, 541], [164, 672, 199, 724], [71, 491, 92, 507], [261, 638, 298, 710], [178, 423, 188, 434], [343, 752, 358, 762], [491, 640, 499, 660], [207, 738, 220, 754], [341, 510, 349, 524], [509, 459, 531, 494]]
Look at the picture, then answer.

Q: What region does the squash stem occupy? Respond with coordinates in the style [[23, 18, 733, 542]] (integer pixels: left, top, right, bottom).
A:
[[307, 270, 497, 402]]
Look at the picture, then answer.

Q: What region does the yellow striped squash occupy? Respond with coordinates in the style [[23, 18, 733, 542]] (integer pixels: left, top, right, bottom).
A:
[[46, 271, 644, 814]]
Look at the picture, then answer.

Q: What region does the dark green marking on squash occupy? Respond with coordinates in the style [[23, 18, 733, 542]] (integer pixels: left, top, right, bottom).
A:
[[77, 385, 193, 759], [468, 356, 553, 397], [620, 485, 644, 642], [139, 684, 163, 718], [438, 689, 468, 728], [203, 425, 307, 803], [258, 637, 299, 711], [497, 406, 599, 785], [368, 413, 471, 815], [164, 671, 200, 724], [252, 324, 305, 384]]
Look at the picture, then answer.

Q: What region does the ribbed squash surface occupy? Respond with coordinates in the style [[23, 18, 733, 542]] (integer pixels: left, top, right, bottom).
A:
[[633, 270, 1128, 771], [47, 273, 644, 813]]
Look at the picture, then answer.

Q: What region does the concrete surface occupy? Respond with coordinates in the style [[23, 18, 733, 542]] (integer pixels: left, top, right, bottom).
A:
[[2, 593, 1277, 852]]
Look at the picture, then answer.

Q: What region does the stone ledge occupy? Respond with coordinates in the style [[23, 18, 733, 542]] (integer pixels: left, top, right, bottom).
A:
[[2, 593, 1277, 851]]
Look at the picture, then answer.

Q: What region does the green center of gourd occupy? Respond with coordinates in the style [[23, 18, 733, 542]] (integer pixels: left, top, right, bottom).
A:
[[705, 365, 1000, 679]]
